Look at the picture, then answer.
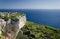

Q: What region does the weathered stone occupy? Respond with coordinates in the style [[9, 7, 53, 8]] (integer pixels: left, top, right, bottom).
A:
[[0, 12, 26, 39]]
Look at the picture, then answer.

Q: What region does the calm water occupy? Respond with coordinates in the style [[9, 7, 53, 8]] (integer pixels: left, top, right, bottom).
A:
[[0, 9, 60, 28]]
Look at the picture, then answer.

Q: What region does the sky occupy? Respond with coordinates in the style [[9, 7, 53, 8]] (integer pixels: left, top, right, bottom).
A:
[[0, 0, 60, 9]]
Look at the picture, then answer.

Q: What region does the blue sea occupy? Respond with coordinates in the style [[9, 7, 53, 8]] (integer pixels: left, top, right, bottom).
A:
[[0, 9, 60, 28]]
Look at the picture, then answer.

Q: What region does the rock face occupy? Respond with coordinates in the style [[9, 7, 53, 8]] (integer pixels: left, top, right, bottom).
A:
[[0, 12, 26, 39]]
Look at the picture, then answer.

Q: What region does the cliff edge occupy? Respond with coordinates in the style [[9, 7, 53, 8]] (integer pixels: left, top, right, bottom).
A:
[[0, 12, 26, 39]]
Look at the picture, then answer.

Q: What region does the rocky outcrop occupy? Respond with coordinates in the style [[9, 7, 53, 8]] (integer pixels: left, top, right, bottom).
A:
[[0, 12, 26, 39]]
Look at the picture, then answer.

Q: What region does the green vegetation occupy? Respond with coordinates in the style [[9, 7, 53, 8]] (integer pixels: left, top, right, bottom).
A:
[[0, 30, 2, 39], [16, 12, 25, 17], [16, 31, 28, 39], [16, 21, 60, 39], [11, 16, 16, 21], [1, 12, 25, 21], [4, 14, 11, 21]]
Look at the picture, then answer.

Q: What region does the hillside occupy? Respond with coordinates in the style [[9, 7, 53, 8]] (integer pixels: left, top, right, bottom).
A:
[[16, 21, 60, 39]]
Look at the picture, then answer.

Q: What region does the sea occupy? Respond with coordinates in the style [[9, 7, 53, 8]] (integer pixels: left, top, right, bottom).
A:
[[0, 9, 60, 28]]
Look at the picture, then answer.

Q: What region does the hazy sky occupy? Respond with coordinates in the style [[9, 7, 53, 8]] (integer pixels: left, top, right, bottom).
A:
[[0, 0, 60, 9]]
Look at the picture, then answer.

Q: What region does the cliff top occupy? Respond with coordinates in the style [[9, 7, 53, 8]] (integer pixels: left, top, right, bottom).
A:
[[0, 12, 25, 21]]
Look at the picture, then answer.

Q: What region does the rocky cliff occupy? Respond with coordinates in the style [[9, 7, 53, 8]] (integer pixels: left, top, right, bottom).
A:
[[0, 12, 26, 39]]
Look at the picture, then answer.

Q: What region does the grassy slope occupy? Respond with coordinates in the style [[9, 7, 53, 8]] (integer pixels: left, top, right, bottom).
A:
[[16, 21, 60, 39]]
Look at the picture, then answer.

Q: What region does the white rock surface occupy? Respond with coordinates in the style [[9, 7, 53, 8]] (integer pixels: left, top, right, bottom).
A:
[[0, 12, 26, 39]]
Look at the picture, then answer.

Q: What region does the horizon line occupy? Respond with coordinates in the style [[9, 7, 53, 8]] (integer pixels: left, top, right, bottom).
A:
[[0, 9, 58, 10]]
